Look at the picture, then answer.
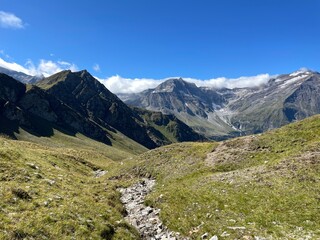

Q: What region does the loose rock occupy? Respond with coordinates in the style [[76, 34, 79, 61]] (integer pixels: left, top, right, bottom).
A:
[[94, 169, 107, 178], [201, 232, 208, 239], [119, 178, 189, 240], [209, 236, 218, 240]]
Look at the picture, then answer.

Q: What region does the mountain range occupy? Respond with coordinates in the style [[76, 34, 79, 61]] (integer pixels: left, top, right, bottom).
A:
[[0, 69, 203, 150], [123, 69, 320, 140], [2, 66, 320, 145]]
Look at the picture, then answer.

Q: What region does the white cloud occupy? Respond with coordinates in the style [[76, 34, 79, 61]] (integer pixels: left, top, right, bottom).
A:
[[56, 60, 78, 71], [0, 11, 24, 29], [98, 74, 274, 94], [184, 74, 273, 89], [36, 60, 78, 76], [0, 57, 78, 76], [97, 75, 163, 94], [93, 64, 100, 72], [0, 57, 31, 73]]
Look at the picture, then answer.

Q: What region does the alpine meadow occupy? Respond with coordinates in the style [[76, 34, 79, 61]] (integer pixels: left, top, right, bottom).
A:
[[1, 1, 320, 239]]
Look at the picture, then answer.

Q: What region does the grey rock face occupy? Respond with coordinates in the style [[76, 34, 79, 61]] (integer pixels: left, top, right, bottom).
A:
[[119, 179, 189, 240], [19, 87, 58, 122]]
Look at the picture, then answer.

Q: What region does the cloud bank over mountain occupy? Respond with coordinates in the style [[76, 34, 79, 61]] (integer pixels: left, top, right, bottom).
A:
[[98, 74, 274, 94], [0, 56, 275, 93]]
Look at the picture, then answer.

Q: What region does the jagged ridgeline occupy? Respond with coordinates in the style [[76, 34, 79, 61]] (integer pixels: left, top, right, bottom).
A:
[[0, 70, 204, 149]]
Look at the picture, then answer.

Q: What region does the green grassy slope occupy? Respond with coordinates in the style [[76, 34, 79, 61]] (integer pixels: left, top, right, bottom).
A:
[[15, 127, 147, 162], [0, 136, 143, 239], [0, 112, 148, 162], [127, 115, 320, 239]]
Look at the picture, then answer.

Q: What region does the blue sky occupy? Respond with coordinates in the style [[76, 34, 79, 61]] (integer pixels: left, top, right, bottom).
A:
[[0, 0, 320, 93]]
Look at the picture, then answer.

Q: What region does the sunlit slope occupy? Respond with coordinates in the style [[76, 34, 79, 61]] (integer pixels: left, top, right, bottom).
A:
[[128, 115, 320, 239], [0, 137, 140, 239]]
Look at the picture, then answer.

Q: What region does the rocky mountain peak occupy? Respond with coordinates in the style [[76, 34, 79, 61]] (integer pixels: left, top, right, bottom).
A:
[[37, 70, 112, 97], [289, 68, 313, 76], [78, 69, 91, 78], [154, 78, 198, 94], [268, 69, 316, 88], [36, 70, 72, 88]]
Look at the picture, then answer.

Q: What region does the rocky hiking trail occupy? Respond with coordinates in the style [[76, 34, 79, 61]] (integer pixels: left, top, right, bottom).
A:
[[118, 178, 189, 240]]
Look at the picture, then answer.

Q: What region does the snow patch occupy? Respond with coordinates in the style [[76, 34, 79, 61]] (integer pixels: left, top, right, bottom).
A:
[[280, 74, 309, 88], [215, 108, 239, 131], [289, 69, 310, 77], [152, 88, 172, 93]]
